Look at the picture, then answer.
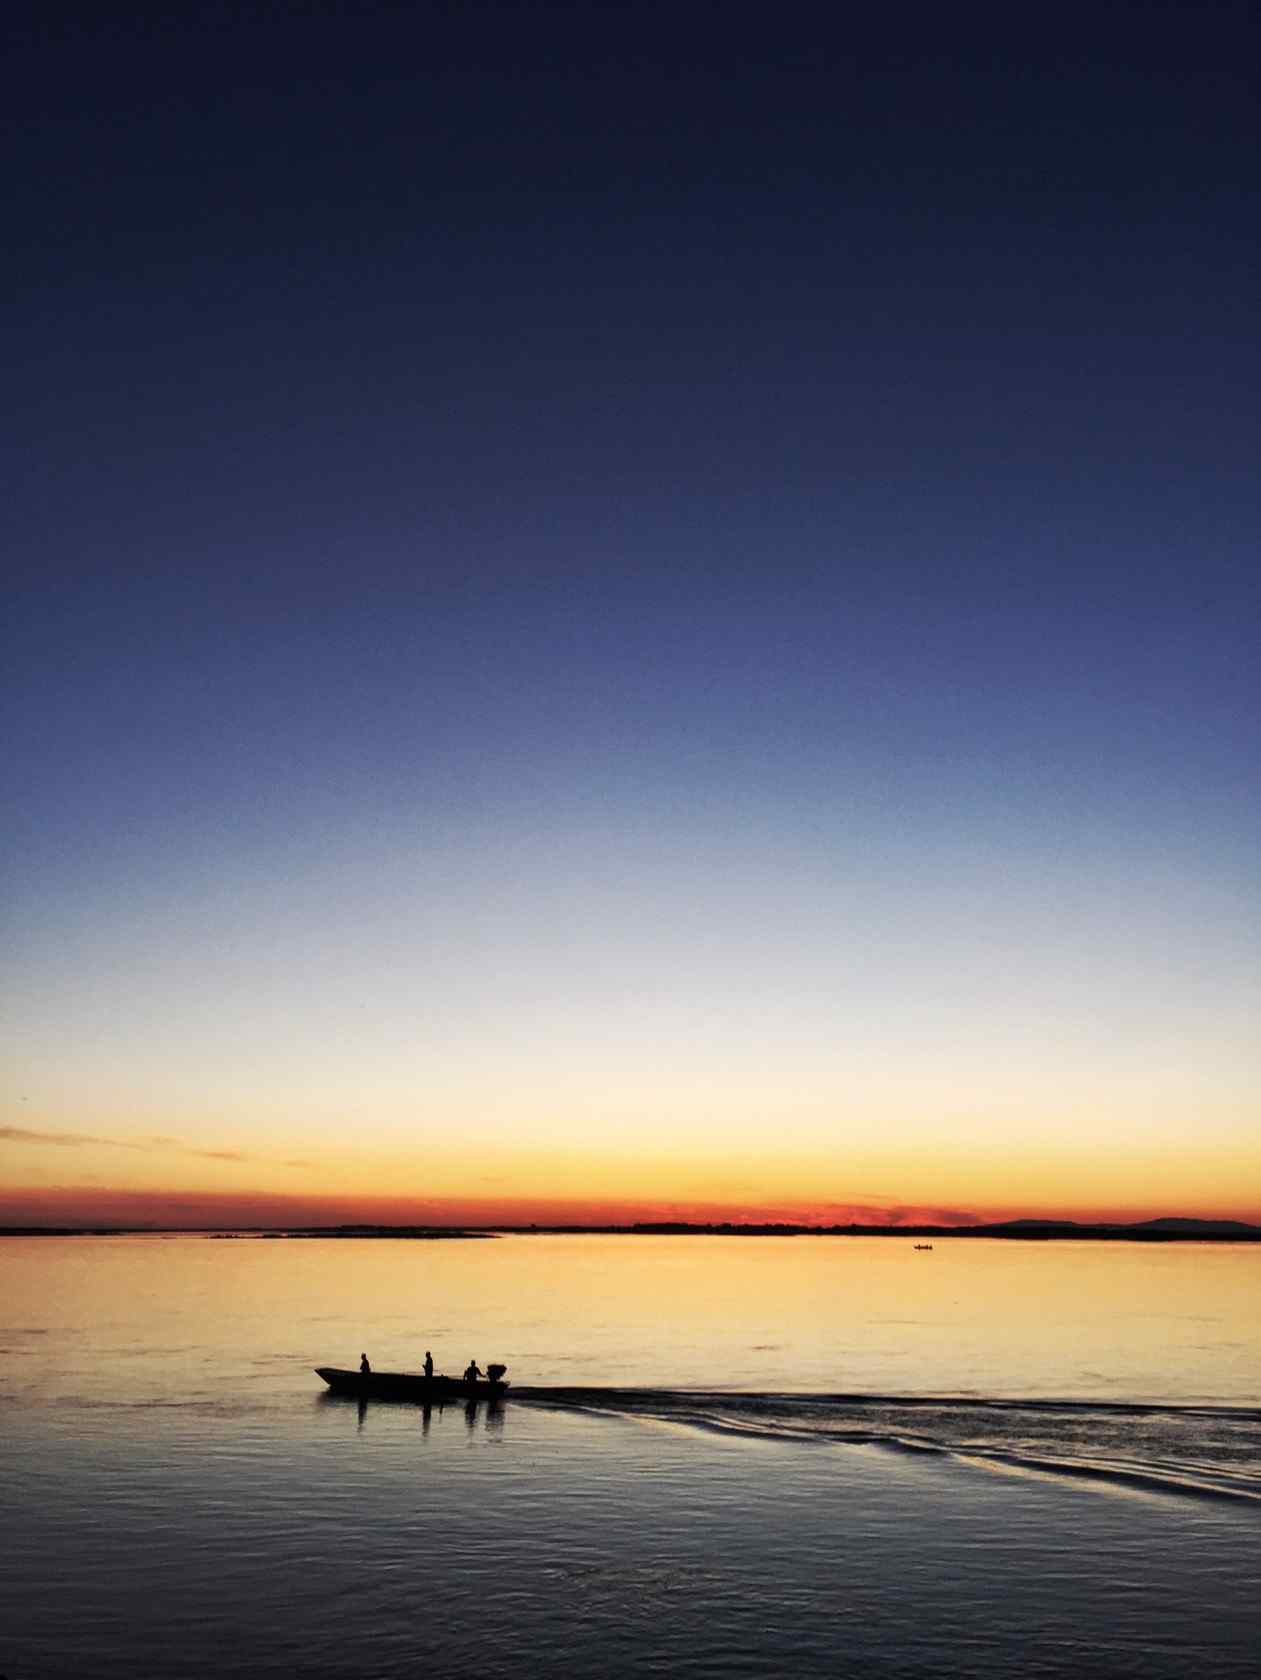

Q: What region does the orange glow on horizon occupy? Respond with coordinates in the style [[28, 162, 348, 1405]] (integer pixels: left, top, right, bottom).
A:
[[2, 1185, 1258, 1231]]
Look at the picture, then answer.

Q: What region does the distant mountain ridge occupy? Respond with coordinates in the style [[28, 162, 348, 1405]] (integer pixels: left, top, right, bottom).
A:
[[615, 1216, 1261, 1240], [979, 1217, 1261, 1236], [1129, 1217, 1261, 1234]]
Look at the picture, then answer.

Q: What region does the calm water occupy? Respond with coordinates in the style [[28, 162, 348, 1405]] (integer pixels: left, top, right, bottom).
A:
[[2, 1234, 1259, 1678]]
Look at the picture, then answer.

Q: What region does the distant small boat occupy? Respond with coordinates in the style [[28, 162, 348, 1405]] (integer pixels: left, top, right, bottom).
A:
[[315, 1365, 509, 1402], [913, 1244, 933, 1251]]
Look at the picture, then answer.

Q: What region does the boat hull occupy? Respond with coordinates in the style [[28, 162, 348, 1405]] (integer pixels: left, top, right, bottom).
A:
[[315, 1366, 508, 1401]]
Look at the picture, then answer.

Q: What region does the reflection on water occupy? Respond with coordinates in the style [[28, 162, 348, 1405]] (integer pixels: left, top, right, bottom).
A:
[[3, 1231, 1259, 1405], [2, 1234, 1260, 1678], [322, 1391, 506, 1437]]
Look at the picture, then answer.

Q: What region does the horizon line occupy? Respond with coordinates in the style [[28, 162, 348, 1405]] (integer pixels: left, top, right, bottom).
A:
[[4, 1213, 1259, 1240]]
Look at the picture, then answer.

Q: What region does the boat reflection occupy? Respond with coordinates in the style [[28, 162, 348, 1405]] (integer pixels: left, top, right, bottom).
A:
[[318, 1389, 505, 1435]]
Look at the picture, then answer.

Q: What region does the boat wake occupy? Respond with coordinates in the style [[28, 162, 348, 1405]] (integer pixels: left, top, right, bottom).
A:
[[510, 1387, 1261, 1506]]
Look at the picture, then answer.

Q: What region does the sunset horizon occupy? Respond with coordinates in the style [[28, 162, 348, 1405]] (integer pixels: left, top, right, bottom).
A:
[[4, 1176, 1259, 1234], [4, 6, 1259, 1675]]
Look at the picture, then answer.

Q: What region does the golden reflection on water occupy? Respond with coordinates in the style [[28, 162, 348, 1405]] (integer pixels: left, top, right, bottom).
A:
[[3, 1232, 1258, 1404]]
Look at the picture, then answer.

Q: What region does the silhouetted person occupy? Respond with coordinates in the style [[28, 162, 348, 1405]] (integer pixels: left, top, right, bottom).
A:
[[360, 1353, 371, 1375], [464, 1359, 483, 1385], [424, 1350, 434, 1380]]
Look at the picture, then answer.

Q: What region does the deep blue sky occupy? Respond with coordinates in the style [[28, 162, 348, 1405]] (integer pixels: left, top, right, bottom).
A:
[[4, 2, 1258, 1219]]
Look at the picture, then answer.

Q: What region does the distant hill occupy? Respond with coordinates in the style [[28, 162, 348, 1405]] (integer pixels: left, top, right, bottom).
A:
[[1126, 1217, 1261, 1235], [966, 1221, 1085, 1236], [964, 1217, 1261, 1239], [585, 1218, 1261, 1241]]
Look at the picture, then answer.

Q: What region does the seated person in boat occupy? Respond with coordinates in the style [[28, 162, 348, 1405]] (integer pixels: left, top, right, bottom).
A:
[[360, 1353, 371, 1375]]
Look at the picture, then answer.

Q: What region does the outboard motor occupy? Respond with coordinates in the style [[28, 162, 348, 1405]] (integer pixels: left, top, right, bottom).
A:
[[486, 1363, 507, 1386]]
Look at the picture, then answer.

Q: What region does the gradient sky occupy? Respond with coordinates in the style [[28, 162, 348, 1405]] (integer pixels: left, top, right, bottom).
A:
[[4, 2, 1258, 1226]]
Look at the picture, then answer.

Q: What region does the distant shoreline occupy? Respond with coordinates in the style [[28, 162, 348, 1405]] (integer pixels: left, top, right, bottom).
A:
[[2, 1219, 1259, 1241]]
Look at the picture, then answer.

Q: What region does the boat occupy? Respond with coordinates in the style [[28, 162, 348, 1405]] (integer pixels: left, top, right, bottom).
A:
[[913, 1243, 933, 1251], [315, 1365, 509, 1402]]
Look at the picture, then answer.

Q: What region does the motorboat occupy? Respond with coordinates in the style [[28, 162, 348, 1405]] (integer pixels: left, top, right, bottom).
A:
[[315, 1363, 508, 1401]]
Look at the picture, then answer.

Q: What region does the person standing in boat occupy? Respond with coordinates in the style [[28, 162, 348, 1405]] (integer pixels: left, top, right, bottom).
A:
[[463, 1359, 483, 1385], [360, 1353, 371, 1375], [423, 1350, 434, 1381]]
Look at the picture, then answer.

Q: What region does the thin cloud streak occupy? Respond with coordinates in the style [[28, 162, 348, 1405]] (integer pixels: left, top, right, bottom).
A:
[[3, 1126, 121, 1148], [0, 1125, 307, 1169]]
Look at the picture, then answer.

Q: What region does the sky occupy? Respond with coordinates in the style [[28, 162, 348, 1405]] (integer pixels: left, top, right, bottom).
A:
[[3, 1, 1258, 1227]]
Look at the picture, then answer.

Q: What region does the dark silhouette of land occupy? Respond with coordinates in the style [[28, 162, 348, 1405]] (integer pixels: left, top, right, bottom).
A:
[[3, 1217, 1258, 1240], [493, 1217, 1261, 1241], [270, 1226, 497, 1240], [0, 1224, 496, 1239]]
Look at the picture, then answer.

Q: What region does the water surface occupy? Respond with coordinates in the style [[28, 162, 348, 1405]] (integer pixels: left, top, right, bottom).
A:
[[2, 1234, 1258, 1677]]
